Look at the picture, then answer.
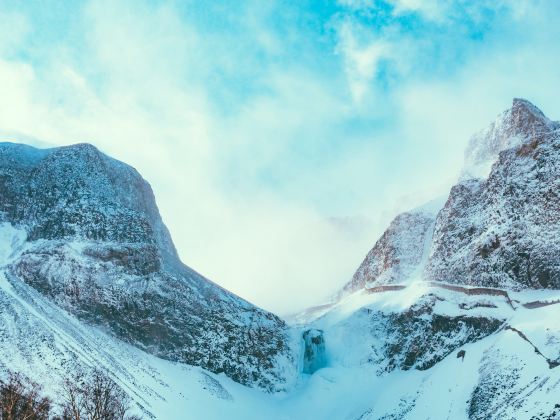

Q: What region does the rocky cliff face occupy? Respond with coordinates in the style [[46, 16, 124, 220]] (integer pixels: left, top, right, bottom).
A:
[[341, 98, 560, 292], [0, 142, 295, 391], [461, 98, 559, 180], [341, 200, 441, 297], [315, 99, 560, 419], [427, 99, 560, 289]]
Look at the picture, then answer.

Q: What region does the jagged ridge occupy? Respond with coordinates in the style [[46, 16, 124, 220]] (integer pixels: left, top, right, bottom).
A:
[[341, 98, 560, 292], [427, 99, 560, 289]]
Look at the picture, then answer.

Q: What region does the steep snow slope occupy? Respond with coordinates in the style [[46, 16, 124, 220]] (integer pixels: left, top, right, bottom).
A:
[[0, 268, 271, 419], [0, 221, 293, 419], [292, 282, 560, 419], [0, 142, 296, 391]]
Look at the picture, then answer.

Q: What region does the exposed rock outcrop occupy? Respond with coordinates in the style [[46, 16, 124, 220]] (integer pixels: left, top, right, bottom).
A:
[[341, 98, 560, 293], [427, 99, 560, 289], [0, 142, 295, 391], [341, 201, 440, 296]]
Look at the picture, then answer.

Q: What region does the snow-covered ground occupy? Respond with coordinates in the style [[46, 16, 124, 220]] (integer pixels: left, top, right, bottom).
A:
[[301, 283, 560, 419], [0, 222, 274, 418], [2, 221, 559, 419]]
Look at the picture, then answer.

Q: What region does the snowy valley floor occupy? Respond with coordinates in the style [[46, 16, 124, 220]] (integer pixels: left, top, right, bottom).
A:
[[1, 224, 560, 419], [3, 274, 560, 419]]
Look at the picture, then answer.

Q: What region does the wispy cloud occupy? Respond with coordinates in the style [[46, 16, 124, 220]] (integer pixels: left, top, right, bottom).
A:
[[336, 20, 389, 103]]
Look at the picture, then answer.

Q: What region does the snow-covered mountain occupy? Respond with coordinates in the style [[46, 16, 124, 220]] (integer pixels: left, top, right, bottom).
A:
[[301, 98, 560, 419], [341, 198, 443, 296], [1, 98, 560, 419], [0, 142, 296, 394], [341, 98, 560, 293], [427, 98, 560, 289]]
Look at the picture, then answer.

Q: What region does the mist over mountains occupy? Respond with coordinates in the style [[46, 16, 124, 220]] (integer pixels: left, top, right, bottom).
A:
[[0, 99, 559, 419]]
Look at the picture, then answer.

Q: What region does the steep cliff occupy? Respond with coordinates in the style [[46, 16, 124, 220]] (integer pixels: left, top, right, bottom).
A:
[[427, 99, 560, 289], [341, 200, 441, 296], [0, 142, 295, 391], [341, 98, 560, 292], [313, 99, 560, 419]]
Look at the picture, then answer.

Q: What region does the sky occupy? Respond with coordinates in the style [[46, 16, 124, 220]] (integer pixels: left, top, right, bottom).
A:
[[0, 0, 559, 315]]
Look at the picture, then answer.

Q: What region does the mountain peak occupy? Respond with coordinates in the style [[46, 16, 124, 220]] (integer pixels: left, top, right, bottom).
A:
[[0, 141, 295, 391], [511, 97, 546, 117], [461, 98, 554, 180], [509, 97, 551, 133]]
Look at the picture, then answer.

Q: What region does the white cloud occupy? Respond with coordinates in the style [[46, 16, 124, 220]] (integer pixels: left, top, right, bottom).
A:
[[337, 21, 389, 103], [0, 0, 384, 314], [389, 0, 447, 21], [0, 0, 558, 315], [0, 11, 30, 54]]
